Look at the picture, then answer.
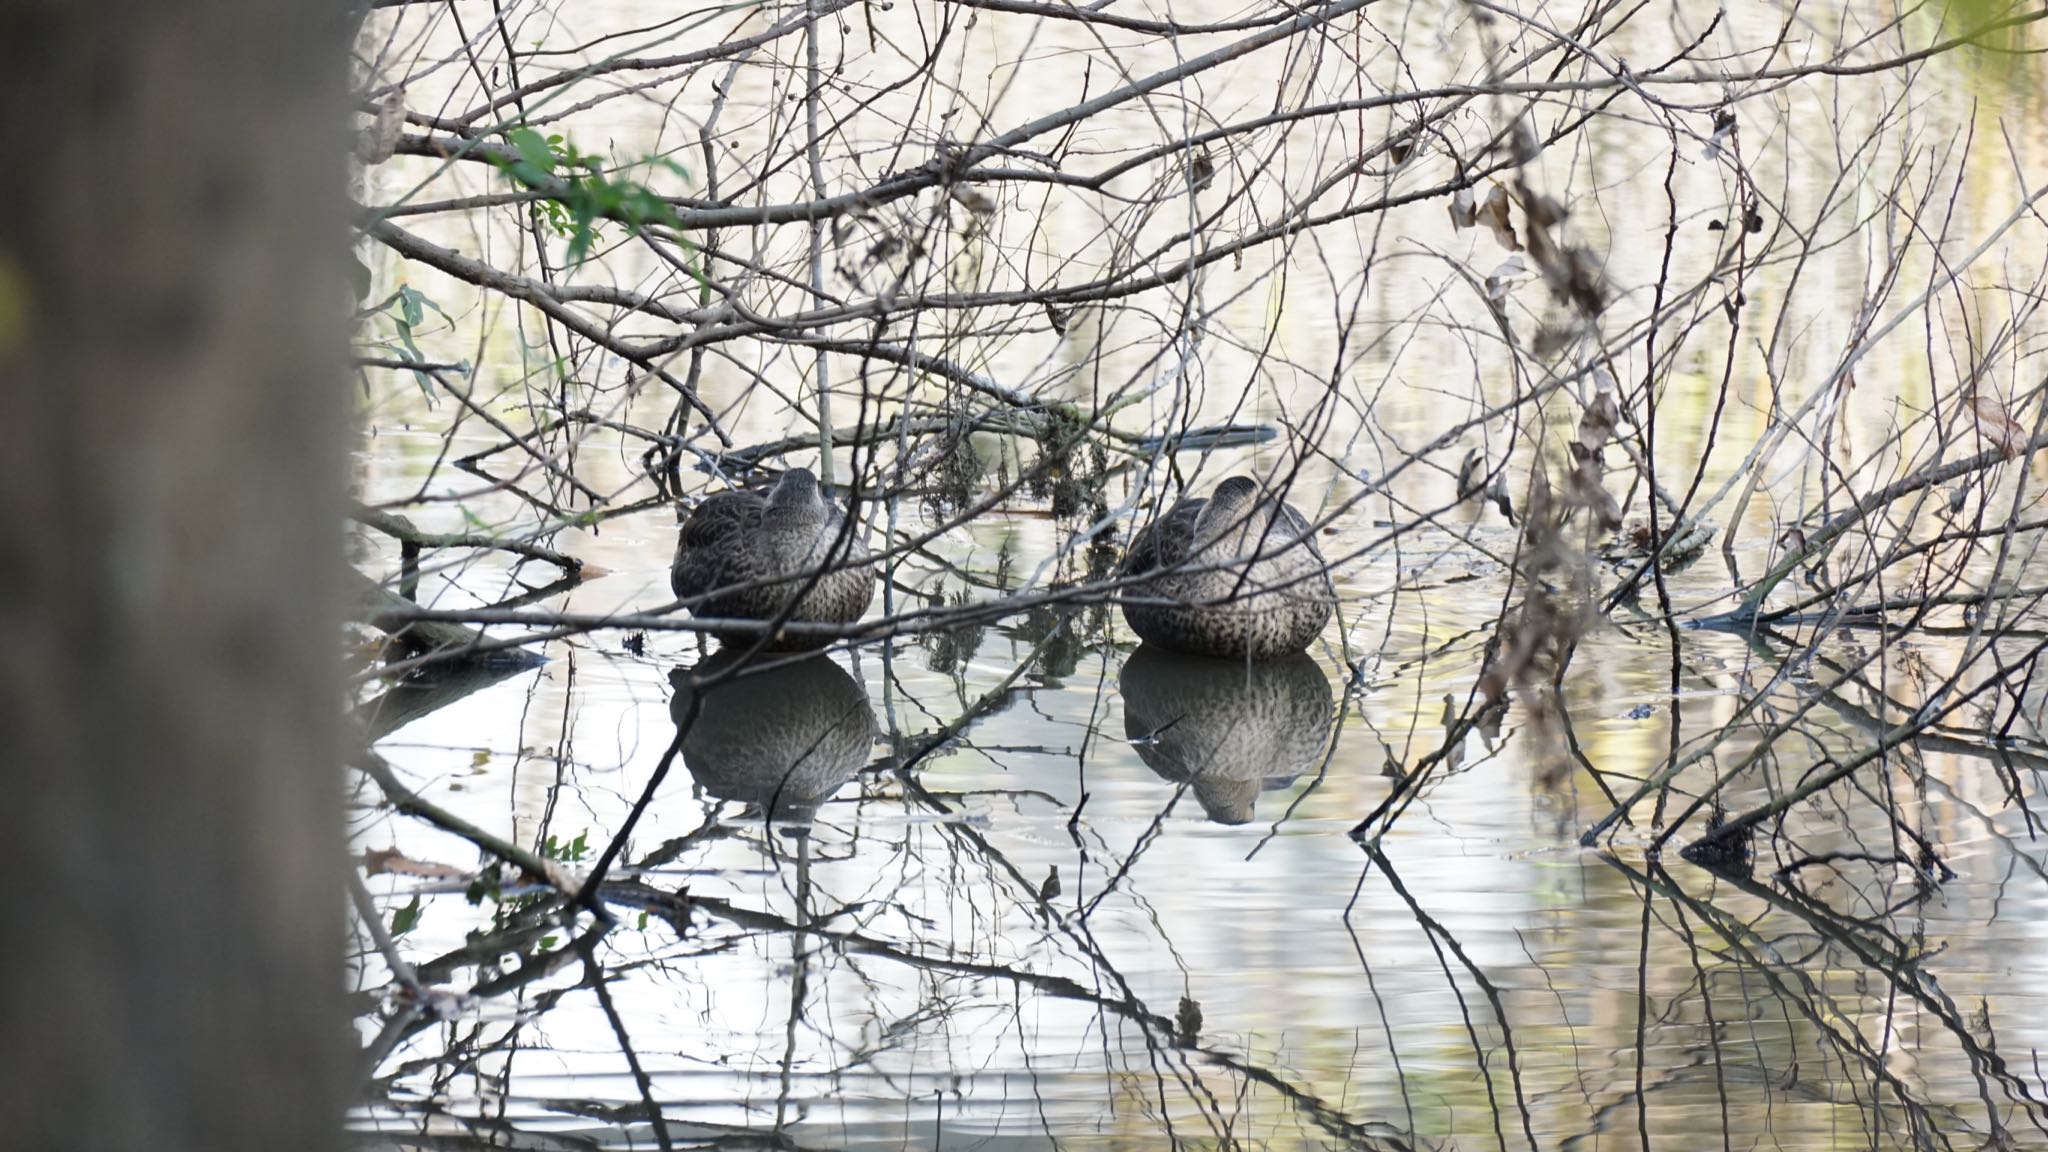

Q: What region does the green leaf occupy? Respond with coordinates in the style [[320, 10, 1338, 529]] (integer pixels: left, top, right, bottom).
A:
[[465, 873, 501, 905], [538, 934, 558, 950], [508, 128, 557, 175], [397, 284, 450, 324], [637, 911, 650, 930], [389, 322, 433, 398], [390, 895, 422, 936], [506, 161, 553, 189]]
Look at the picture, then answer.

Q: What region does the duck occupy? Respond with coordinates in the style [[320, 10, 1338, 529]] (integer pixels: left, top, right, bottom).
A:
[[668, 651, 876, 827], [1119, 644, 1333, 824], [671, 468, 876, 649], [1119, 475, 1336, 659]]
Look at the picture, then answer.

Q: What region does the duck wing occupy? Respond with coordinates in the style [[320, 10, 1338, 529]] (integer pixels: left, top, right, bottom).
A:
[[1122, 495, 1205, 575], [673, 490, 766, 598], [681, 490, 765, 547]]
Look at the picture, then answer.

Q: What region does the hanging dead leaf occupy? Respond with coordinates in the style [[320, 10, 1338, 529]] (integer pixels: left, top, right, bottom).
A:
[[1487, 472, 1516, 523], [1520, 186, 1566, 230], [1969, 391, 2026, 459], [1568, 448, 1623, 530], [1477, 184, 1520, 252], [1448, 186, 1478, 229], [1701, 108, 1736, 162], [1577, 388, 1621, 454], [1456, 447, 1485, 501], [355, 88, 407, 165], [948, 184, 997, 217], [1522, 465, 1555, 546], [1484, 255, 1527, 302], [1387, 126, 1417, 165]]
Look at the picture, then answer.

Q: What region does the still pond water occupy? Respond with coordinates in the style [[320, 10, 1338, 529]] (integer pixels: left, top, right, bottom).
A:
[[347, 459, 2048, 1150]]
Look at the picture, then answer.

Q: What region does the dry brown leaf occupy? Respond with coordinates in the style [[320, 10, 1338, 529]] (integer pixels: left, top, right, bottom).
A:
[[1456, 447, 1485, 501], [1448, 187, 1478, 229], [1525, 226, 1607, 316], [1487, 472, 1516, 523], [362, 846, 470, 882], [357, 87, 407, 165], [1570, 453, 1624, 531], [1484, 255, 1527, 302], [1477, 184, 1520, 252], [1387, 128, 1416, 166], [1577, 389, 1621, 454], [1522, 465, 1554, 546], [949, 185, 997, 217], [1970, 391, 2026, 459], [1521, 186, 1566, 230]]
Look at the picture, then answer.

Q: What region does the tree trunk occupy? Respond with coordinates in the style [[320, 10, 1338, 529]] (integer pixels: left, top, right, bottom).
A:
[[0, 2, 345, 1149]]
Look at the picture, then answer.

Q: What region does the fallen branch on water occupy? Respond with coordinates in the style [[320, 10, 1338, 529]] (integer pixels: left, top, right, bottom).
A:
[[351, 503, 586, 575]]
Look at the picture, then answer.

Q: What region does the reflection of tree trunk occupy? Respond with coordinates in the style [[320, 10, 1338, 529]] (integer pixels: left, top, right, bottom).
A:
[[0, 4, 343, 1150]]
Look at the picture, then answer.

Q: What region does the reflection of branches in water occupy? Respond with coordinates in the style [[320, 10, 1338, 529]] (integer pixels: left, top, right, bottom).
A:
[[1610, 854, 2047, 1147], [355, 621, 1452, 1148], [352, 611, 2048, 1152], [1357, 845, 1538, 1150], [1337, 840, 2048, 1148]]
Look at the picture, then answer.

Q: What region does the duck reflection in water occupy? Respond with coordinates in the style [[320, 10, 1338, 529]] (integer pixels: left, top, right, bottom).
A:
[[667, 649, 876, 829], [1119, 643, 1334, 824]]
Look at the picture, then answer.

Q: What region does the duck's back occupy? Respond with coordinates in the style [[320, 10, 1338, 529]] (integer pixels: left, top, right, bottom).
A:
[[1122, 495, 1206, 576], [672, 490, 766, 599]]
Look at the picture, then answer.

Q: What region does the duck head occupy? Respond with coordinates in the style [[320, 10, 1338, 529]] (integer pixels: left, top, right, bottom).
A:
[[1193, 475, 1264, 544], [765, 467, 828, 526]]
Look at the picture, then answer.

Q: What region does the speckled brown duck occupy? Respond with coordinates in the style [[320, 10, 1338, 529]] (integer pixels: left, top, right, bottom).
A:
[[1119, 476, 1337, 659], [669, 651, 876, 826], [671, 468, 876, 649], [1119, 643, 1334, 824]]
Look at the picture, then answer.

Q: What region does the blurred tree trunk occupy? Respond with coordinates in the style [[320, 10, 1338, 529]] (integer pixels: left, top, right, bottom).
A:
[[0, 2, 345, 1150]]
